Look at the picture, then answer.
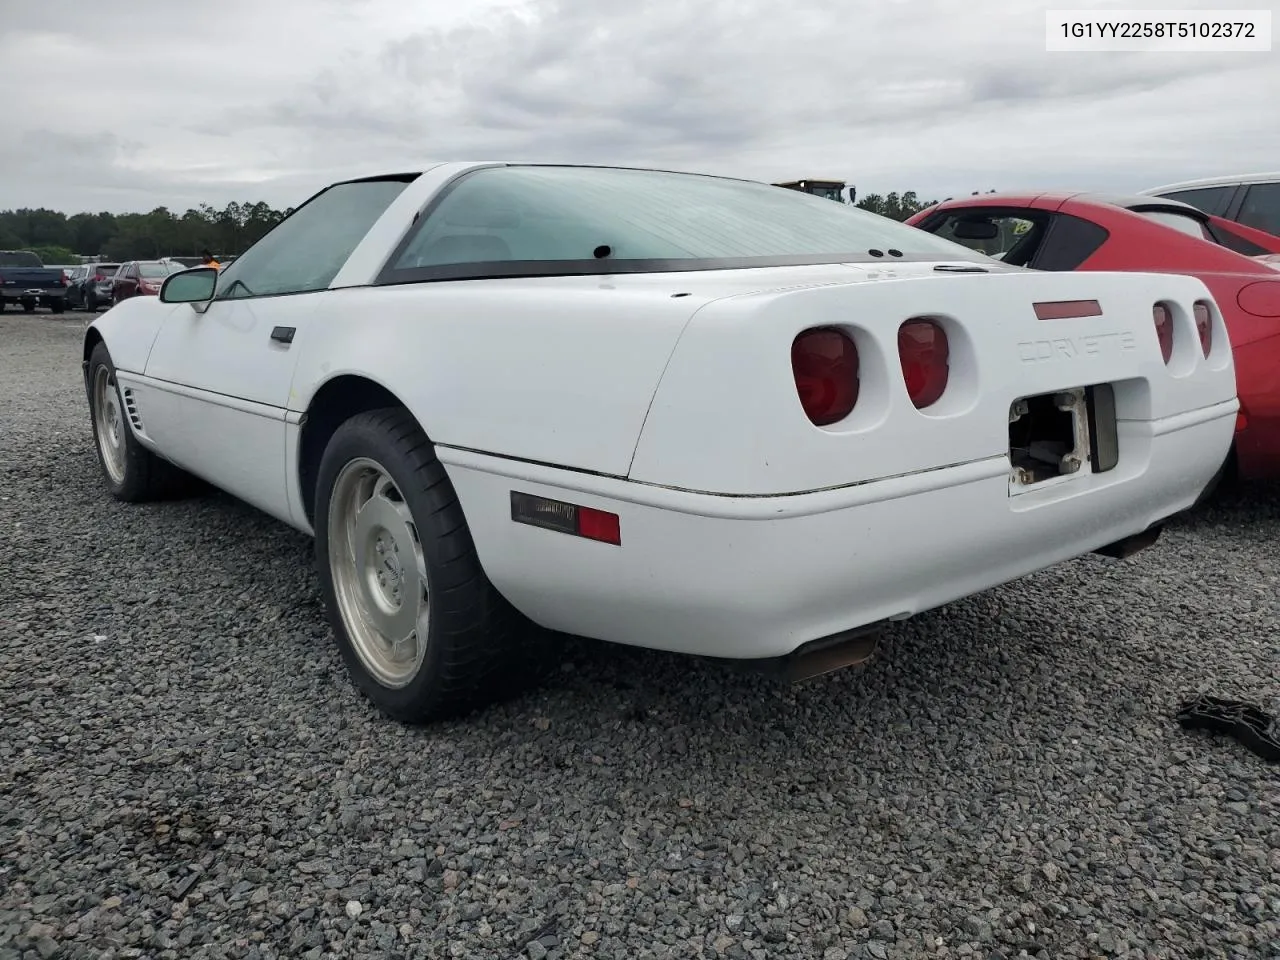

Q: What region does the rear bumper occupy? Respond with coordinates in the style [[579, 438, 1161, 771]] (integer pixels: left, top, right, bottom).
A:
[[441, 399, 1236, 659], [0, 288, 65, 302]]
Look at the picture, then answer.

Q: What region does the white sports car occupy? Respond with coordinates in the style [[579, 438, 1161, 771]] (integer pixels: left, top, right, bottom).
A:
[[83, 162, 1238, 722]]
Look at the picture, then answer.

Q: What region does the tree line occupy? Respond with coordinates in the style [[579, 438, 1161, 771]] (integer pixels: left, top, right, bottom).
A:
[[0, 188, 997, 266], [855, 189, 998, 221], [0, 202, 292, 266]]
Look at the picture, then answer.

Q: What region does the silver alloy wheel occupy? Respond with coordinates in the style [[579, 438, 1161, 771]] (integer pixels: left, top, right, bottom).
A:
[[327, 457, 431, 688], [93, 364, 127, 485]]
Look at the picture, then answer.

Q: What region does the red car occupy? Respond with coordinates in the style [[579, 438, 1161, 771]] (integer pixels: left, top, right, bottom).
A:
[[907, 193, 1280, 481], [110, 260, 185, 303]]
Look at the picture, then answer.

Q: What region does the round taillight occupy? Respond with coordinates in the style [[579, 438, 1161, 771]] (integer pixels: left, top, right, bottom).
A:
[[791, 327, 859, 426], [1153, 303, 1173, 364], [1193, 301, 1212, 356], [898, 318, 949, 409]]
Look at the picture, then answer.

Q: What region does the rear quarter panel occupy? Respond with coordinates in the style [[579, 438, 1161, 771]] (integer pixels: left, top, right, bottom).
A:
[[286, 281, 705, 477]]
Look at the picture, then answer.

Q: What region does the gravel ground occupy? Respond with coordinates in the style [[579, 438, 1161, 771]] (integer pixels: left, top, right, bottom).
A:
[[2, 312, 1278, 960]]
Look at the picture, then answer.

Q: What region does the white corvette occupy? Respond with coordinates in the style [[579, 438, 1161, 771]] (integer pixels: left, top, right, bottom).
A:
[[83, 162, 1238, 722]]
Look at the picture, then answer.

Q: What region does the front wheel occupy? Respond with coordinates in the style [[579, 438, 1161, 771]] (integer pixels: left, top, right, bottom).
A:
[[314, 408, 547, 723], [86, 342, 194, 501]]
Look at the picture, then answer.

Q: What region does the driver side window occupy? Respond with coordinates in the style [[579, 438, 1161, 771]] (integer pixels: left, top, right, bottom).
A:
[[215, 178, 413, 301]]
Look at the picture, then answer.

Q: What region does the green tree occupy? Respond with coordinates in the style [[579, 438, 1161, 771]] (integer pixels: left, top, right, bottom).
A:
[[856, 190, 939, 222], [0, 198, 294, 261], [29, 244, 78, 265]]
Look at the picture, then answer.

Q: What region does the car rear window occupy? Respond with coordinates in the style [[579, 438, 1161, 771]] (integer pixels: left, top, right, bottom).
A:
[[924, 211, 1041, 260], [138, 262, 178, 278], [0, 251, 44, 268], [383, 165, 984, 280]]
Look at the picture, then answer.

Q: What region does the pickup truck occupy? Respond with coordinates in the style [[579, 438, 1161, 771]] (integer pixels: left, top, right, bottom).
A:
[[0, 250, 68, 313]]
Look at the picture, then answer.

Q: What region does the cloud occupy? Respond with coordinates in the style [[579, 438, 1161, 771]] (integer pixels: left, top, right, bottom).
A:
[[0, 0, 1273, 213]]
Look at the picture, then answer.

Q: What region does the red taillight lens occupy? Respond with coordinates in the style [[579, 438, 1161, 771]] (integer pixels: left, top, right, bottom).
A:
[[791, 327, 859, 426], [576, 506, 621, 545], [898, 318, 950, 408], [1193, 301, 1212, 356], [1153, 303, 1173, 364]]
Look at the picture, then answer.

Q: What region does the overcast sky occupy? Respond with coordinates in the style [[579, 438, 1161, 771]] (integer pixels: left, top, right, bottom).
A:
[[0, 0, 1275, 214]]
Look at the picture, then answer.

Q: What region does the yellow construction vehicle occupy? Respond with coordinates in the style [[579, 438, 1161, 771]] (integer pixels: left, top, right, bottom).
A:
[[772, 178, 854, 203]]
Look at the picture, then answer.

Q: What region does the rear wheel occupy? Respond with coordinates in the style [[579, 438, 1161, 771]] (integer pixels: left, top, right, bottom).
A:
[[314, 407, 546, 723], [22, 300, 35, 313], [87, 342, 194, 501], [50, 300, 65, 315]]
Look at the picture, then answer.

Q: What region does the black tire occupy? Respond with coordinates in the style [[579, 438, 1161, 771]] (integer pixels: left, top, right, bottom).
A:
[[314, 407, 548, 723], [86, 342, 195, 502], [50, 300, 65, 315], [22, 301, 35, 313]]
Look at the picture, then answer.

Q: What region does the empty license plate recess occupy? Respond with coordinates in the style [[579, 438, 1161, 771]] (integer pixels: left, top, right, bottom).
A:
[[1008, 383, 1118, 491]]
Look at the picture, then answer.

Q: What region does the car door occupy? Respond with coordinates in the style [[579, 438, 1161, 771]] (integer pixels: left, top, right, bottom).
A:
[[138, 176, 415, 525], [114, 263, 138, 301]]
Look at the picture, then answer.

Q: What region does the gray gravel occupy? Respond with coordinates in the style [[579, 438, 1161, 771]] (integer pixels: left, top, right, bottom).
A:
[[2, 311, 1279, 960]]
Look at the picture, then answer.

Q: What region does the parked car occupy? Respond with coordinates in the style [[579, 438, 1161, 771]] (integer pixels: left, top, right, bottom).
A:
[[1141, 172, 1280, 239], [67, 262, 122, 311], [83, 162, 1237, 723], [907, 192, 1280, 481], [110, 260, 186, 302], [0, 250, 68, 313]]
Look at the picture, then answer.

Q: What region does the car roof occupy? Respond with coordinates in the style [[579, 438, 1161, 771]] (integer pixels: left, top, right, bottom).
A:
[[1140, 172, 1280, 194], [333, 161, 771, 189]]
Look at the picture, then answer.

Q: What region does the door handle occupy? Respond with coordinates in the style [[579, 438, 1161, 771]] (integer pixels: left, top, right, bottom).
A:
[[270, 326, 295, 344]]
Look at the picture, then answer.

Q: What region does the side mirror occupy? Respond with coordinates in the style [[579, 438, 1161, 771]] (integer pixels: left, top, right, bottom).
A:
[[160, 267, 217, 305]]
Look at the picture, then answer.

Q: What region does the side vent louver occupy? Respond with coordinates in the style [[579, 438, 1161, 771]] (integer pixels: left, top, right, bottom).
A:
[[122, 388, 144, 433]]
